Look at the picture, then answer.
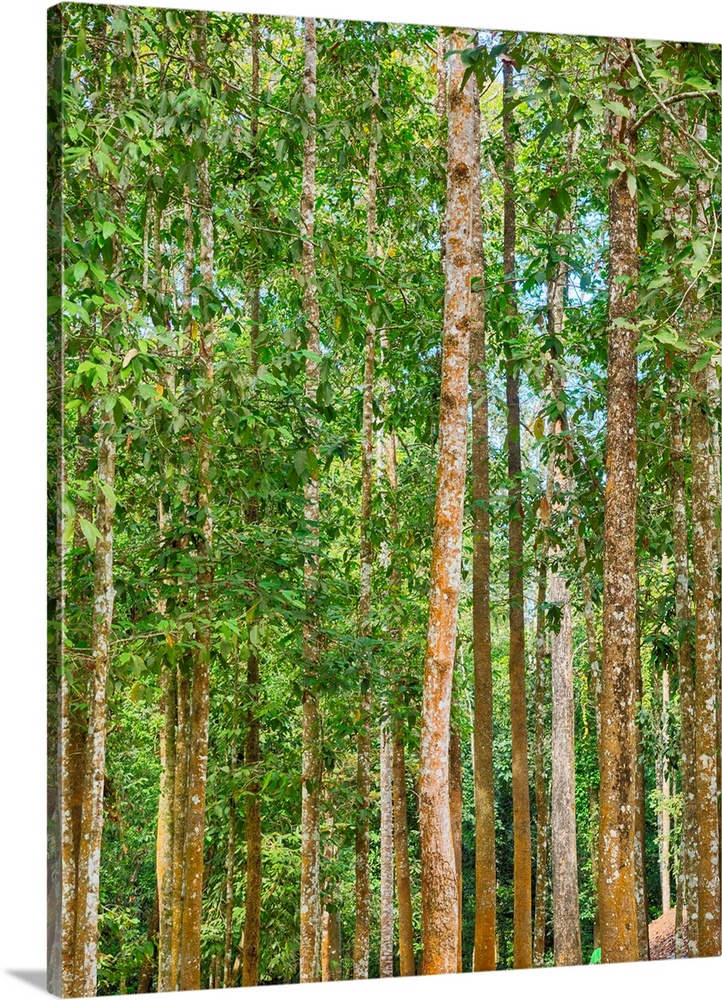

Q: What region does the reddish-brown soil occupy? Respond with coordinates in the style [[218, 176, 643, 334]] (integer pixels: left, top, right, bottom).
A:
[[649, 907, 687, 960]]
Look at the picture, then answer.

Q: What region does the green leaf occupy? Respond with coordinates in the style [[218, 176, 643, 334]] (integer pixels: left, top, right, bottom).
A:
[[99, 480, 117, 510], [626, 171, 637, 199], [102, 221, 117, 240], [605, 100, 630, 118], [79, 517, 102, 551]]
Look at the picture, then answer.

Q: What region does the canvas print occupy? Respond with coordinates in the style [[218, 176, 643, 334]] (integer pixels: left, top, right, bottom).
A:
[[47, 2, 721, 995]]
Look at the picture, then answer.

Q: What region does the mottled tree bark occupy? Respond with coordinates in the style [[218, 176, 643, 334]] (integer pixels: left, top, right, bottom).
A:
[[156, 663, 176, 992], [72, 410, 117, 998], [545, 157, 582, 967], [299, 17, 322, 984], [599, 41, 640, 964], [669, 384, 698, 953], [532, 562, 549, 967], [449, 724, 464, 972], [354, 70, 379, 981], [419, 30, 473, 975], [691, 359, 721, 957], [470, 78, 496, 975], [178, 17, 214, 989], [392, 721, 415, 976], [502, 56, 533, 971], [380, 712, 395, 977]]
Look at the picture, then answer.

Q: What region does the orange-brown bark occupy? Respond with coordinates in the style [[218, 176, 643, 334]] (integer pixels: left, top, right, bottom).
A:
[[419, 30, 474, 976], [599, 41, 640, 964]]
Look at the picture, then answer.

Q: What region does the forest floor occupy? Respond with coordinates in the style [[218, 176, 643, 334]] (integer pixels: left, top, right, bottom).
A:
[[649, 907, 687, 960]]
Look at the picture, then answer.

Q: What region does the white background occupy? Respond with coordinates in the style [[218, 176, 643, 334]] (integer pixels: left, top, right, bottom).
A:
[[0, 1, 719, 999]]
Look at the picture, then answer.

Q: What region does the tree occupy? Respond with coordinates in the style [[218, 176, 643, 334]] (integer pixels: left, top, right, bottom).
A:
[[598, 39, 641, 965], [418, 29, 474, 976]]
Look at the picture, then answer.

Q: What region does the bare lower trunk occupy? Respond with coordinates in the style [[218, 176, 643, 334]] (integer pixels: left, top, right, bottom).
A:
[[392, 724, 415, 976], [502, 57, 532, 970], [157, 664, 177, 991], [72, 412, 117, 997], [549, 563, 582, 966], [380, 712, 395, 977], [242, 650, 262, 986], [419, 30, 474, 976], [669, 386, 698, 952], [532, 565, 549, 966], [599, 43, 640, 963], [299, 18, 322, 983], [449, 725, 464, 972], [691, 360, 721, 957]]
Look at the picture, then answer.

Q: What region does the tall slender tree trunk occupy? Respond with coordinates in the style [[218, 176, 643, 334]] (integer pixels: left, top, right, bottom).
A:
[[380, 711, 395, 977], [689, 124, 721, 959], [392, 721, 415, 975], [470, 79, 496, 975], [655, 654, 671, 915], [223, 660, 240, 989], [598, 41, 640, 964], [419, 30, 473, 975], [299, 17, 322, 984], [378, 338, 412, 978], [532, 561, 549, 967], [691, 359, 721, 957], [178, 18, 214, 989], [157, 662, 177, 992], [669, 381, 698, 952], [354, 69, 380, 981], [72, 410, 117, 998], [502, 56, 533, 971], [633, 626, 650, 960], [242, 646, 262, 986], [449, 723, 464, 972], [545, 165, 582, 966]]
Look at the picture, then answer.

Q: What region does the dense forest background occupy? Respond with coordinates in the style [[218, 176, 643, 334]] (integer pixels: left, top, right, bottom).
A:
[[47, 4, 720, 996]]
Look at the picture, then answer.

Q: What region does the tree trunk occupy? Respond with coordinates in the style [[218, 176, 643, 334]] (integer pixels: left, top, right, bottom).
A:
[[170, 668, 189, 990], [354, 70, 379, 981], [299, 17, 322, 984], [242, 650, 262, 986], [449, 724, 464, 972], [545, 170, 582, 967], [470, 78, 496, 975], [549, 552, 582, 966], [633, 629, 649, 960], [418, 30, 473, 975], [599, 41, 640, 964], [222, 661, 240, 989], [156, 663, 176, 992], [392, 722, 415, 976], [656, 657, 671, 915], [691, 359, 721, 957], [72, 411, 117, 997], [669, 382, 698, 952], [178, 18, 214, 989], [380, 713, 395, 977], [532, 563, 549, 966], [502, 56, 533, 971]]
